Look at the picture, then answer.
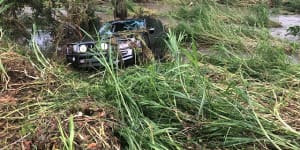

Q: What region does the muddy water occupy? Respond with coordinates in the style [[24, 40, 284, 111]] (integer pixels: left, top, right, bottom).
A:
[[270, 15, 300, 41], [269, 15, 300, 64], [33, 30, 54, 51]]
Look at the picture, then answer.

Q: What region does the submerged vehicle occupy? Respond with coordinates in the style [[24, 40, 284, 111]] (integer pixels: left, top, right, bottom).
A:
[[66, 17, 165, 68]]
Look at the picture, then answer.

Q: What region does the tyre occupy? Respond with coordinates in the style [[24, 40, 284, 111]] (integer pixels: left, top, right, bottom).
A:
[[142, 16, 167, 59]]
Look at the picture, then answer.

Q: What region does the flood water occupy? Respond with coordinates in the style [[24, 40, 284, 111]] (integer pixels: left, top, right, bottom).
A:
[[33, 30, 53, 51], [269, 15, 300, 64], [270, 15, 300, 41]]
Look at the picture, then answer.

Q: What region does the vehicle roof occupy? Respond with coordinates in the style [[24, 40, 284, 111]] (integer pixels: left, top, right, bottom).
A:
[[67, 41, 95, 45], [107, 18, 145, 24], [68, 19, 147, 45]]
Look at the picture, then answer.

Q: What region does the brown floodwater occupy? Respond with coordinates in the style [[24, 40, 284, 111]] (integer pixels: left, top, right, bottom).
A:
[[269, 15, 300, 64], [270, 15, 300, 41]]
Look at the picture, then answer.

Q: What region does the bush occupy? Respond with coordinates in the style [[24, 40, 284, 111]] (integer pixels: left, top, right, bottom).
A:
[[287, 25, 300, 36], [283, 0, 300, 12]]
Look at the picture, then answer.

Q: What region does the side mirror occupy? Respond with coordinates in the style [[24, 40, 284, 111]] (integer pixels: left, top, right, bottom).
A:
[[149, 28, 155, 34]]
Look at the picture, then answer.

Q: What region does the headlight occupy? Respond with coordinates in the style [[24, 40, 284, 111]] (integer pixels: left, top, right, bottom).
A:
[[100, 43, 108, 50], [79, 45, 87, 53]]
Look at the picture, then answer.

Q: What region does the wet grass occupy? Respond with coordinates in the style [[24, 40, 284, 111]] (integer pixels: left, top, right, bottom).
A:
[[1, 0, 300, 149], [178, 1, 274, 47]]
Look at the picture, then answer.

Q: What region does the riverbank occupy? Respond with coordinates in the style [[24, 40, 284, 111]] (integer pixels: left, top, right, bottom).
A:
[[1, 0, 300, 149]]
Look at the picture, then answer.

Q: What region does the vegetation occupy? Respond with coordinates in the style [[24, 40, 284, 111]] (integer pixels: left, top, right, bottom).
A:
[[282, 0, 300, 12], [287, 25, 300, 36], [1, 0, 300, 149]]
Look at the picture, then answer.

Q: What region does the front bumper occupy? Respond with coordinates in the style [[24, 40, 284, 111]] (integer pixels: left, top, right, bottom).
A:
[[66, 53, 106, 68], [66, 50, 135, 68]]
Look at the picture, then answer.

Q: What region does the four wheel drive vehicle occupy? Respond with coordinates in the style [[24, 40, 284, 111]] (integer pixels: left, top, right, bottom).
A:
[[66, 17, 166, 68]]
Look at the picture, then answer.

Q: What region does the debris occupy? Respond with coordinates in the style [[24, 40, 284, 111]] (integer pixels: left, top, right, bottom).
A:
[[29, 102, 120, 149], [0, 95, 16, 104], [87, 143, 97, 149], [0, 52, 39, 84]]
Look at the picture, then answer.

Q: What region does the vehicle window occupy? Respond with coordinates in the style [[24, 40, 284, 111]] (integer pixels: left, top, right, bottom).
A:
[[112, 20, 145, 33], [99, 23, 113, 35]]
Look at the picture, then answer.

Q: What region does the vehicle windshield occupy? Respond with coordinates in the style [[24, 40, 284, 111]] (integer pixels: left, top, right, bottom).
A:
[[99, 23, 113, 36], [99, 19, 145, 36], [112, 20, 145, 32]]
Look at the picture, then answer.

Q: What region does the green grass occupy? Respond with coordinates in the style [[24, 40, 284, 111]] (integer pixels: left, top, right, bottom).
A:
[[1, 0, 300, 149], [0, 0, 12, 14], [0, 58, 9, 89], [57, 115, 75, 150], [172, 0, 272, 51]]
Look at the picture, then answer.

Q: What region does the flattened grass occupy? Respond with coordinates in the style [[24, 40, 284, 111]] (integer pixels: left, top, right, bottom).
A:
[[1, 0, 300, 149]]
